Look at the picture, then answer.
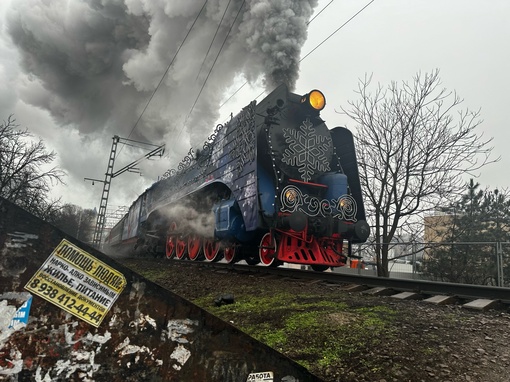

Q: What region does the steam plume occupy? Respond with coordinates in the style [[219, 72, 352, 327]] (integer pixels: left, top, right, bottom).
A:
[[7, 0, 317, 147]]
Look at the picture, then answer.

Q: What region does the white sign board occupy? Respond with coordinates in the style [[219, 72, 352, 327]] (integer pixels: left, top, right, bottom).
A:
[[246, 371, 274, 382], [25, 239, 126, 327]]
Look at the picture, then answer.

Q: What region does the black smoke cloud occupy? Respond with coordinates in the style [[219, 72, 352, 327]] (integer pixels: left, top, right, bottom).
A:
[[6, 0, 317, 156]]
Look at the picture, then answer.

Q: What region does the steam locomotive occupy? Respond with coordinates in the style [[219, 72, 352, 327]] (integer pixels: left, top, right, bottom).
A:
[[105, 84, 369, 271]]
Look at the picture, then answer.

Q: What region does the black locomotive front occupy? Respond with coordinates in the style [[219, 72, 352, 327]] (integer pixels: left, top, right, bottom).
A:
[[254, 86, 369, 269]]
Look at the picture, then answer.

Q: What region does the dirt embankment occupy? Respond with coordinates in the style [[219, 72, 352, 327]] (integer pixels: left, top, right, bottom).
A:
[[119, 258, 510, 382]]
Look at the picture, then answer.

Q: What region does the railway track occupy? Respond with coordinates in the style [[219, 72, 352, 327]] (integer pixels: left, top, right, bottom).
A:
[[234, 263, 510, 305], [120, 254, 510, 309]]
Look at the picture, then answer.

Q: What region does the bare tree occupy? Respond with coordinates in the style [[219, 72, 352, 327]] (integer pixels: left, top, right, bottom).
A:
[[340, 70, 496, 277], [49, 204, 97, 243], [0, 115, 65, 218]]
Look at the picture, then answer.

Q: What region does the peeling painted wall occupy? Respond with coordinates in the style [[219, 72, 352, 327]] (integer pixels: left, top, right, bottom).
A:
[[0, 198, 323, 382]]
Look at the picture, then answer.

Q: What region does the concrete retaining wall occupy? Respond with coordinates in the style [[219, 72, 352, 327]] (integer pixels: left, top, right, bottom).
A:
[[0, 198, 323, 382]]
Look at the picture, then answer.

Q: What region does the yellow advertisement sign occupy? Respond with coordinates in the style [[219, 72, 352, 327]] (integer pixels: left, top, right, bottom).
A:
[[25, 239, 127, 327]]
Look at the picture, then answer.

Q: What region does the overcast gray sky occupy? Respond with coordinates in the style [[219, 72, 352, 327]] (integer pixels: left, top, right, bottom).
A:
[[1, 0, 509, 212]]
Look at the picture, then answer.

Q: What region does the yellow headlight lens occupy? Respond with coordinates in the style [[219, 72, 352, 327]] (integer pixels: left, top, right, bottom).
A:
[[308, 90, 326, 111], [285, 189, 297, 203]]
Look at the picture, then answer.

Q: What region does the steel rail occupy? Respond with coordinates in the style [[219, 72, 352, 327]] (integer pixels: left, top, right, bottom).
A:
[[180, 260, 510, 304]]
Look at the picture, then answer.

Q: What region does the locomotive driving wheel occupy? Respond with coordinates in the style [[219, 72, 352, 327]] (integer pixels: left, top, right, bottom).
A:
[[166, 236, 176, 259], [203, 239, 220, 262], [175, 236, 187, 259], [166, 222, 178, 259], [223, 244, 236, 264], [259, 232, 278, 267], [188, 234, 202, 261]]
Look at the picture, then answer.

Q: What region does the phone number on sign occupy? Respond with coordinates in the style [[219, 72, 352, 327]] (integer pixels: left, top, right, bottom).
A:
[[28, 278, 103, 324]]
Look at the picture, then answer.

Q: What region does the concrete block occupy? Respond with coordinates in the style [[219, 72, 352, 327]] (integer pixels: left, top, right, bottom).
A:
[[391, 291, 421, 300], [341, 283, 368, 292], [361, 286, 395, 296], [463, 299, 499, 311], [423, 295, 456, 305]]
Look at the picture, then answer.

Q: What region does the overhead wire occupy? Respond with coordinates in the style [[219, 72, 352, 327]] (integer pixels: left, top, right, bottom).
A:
[[118, 0, 208, 156], [219, 0, 375, 109], [119, 0, 374, 157], [179, 0, 247, 140], [300, 0, 375, 62], [218, 0, 339, 109], [306, 0, 335, 25], [196, 0, 234, 81]]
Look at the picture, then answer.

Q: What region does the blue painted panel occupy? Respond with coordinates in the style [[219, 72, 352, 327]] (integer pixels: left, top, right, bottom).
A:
[[143, 101, 259, 232], [319, 172, 348, 200]]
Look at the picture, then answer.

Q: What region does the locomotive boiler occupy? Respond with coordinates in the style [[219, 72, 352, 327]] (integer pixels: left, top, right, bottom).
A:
[[105, 84, 370, 271]]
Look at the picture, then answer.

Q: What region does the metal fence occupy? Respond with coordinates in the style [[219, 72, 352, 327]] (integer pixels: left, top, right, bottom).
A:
[[336, 242, 510, 287]]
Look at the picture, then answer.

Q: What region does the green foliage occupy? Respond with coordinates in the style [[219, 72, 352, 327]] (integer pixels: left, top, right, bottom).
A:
[[424, 179, 510, 285], [193, 291, 397, 374]]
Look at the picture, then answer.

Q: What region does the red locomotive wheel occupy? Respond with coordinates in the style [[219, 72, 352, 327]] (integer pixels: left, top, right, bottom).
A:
[[203, 239, 220, 262], [166, 235, 176, 259], [259, 233, 277, 266], [176, 237, 187, 259], [166, 221, 178, 259], [223, 245, 236, 264], [188, 235, 202, 260]]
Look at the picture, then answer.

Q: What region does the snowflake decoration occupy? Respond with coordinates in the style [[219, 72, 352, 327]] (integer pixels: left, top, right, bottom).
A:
[[211, 127, 226, 165], [222, 164, 234, 184], [241, 173, 257, 206], [231, 102, 256, 176], [281, 119, 332, 182]]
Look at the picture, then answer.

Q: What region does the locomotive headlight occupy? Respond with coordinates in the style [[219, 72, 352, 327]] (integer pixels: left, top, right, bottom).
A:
[[302, 90, 326, 111], [284, 188, 298, 203], [281, 185, 302, 212], [337, 195, 357, 221]]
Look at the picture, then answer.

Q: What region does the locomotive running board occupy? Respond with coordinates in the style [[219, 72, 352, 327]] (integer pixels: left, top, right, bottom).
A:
[[0, 197, 323, 382]]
